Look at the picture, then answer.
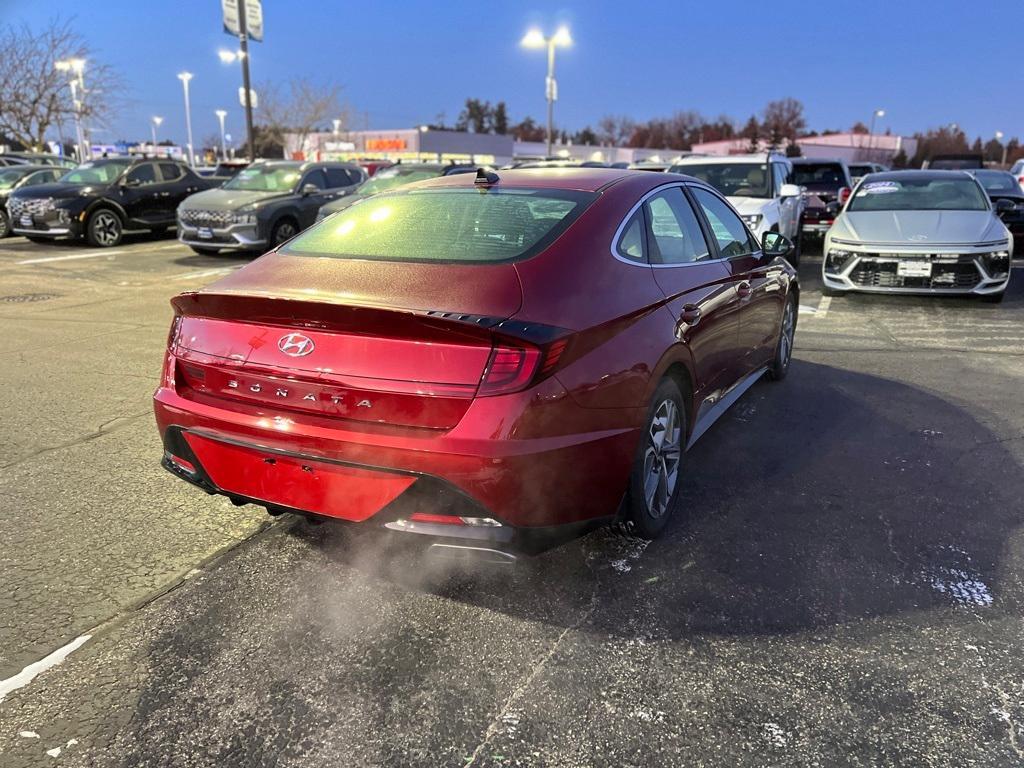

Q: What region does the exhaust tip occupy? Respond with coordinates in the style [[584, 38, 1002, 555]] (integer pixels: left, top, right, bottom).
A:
[[427, 543, 517, 565]]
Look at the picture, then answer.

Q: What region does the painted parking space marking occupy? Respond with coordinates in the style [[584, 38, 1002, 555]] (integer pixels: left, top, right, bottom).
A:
[[16, 249, 132, 265], [173, 267, 238, 281], [816, 295, 832, 317], [0, 634, 91, 703]]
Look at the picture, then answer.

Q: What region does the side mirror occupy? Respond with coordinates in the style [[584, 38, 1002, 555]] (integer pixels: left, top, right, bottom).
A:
[[779, 183, 801, 198], [762, 232, 794, 258], [301, 183, 320, 196], [122, 178, 141, 188], [995, 198, 1015, 216]]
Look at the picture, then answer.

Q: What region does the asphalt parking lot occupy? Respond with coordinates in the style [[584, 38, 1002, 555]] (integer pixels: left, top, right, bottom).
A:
[[0, 232, 1022, 767]]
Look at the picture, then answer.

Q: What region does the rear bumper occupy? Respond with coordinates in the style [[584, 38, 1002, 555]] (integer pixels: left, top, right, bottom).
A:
[[154, 380, 638, 554]]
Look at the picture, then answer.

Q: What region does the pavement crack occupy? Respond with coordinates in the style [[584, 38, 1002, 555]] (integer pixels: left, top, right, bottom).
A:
[[0, 411, 151, 470], [877, 510, 908, 571], [465, 550, 604, 766]]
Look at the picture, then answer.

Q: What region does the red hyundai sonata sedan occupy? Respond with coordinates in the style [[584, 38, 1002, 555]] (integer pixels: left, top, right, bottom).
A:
[[154, 168, 799, 559]]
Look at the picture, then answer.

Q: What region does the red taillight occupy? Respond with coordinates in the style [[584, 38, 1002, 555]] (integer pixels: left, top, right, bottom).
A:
[[477, 337, 571, 397], [1018, 176, 1024, 184], [839, 186, 851, 204], [409, 512, 464, 525], [167, 315, 182, 349]]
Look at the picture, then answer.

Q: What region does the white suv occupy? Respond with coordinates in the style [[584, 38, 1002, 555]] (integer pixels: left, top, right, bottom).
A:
[[670, 153, 806, 262]]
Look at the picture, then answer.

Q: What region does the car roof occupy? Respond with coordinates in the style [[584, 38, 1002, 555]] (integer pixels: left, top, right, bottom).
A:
[[791, 157, 847, 165], [864, 169, 976, 182], [672, 153, 781, 165], [1, 164, 52, 173], [409, 167, 643, 193]]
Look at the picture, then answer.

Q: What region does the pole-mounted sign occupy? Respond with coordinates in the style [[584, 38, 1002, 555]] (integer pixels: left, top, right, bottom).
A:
[[222, 0, 263, 41]]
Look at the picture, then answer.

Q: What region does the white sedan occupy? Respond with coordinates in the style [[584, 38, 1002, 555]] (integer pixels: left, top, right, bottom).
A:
[[822, 171, 1012, 303]]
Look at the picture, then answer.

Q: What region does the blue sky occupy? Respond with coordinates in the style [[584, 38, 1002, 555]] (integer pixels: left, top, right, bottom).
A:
[[0, 0, 1017, 148]]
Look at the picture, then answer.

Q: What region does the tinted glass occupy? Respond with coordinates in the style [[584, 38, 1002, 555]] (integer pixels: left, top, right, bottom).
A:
[[973, 171, 1019, 193], [691, 187, 758, 257], [0, 169, 29, 189], [771, 164, 789, 193], [224, 165, 302, 191], [59, 160, 132, 184], [643, 188, 710, 264], [617, 212, 645, 262], [125, 164, 158, 185], [21, 170, 56, 187], [159, 163, 184, 182], [791, 163, 847, 187], [671, 163, 770, 198], [302, 169, 327, 190], [325, 168, 356, 188], [848, 178, 989, 212], [283, 188, 596, 263]]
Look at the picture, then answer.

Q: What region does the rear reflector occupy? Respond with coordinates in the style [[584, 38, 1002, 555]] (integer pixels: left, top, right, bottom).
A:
[[169, 454, 196, 474], [405, 513, 503, 527]]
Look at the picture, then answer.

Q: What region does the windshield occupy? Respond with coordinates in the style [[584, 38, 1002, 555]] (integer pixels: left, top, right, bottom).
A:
[[283, 187, 596, 263], [58, 160, 131, 185], [0, 169, 29, 189], [357, 168, 442, 196], [670, 163, 771, 198], [849, 165, 873, 177], [224, 165, 302, 191], [792, 163, 847, 188], [973, 171, 1019, 194], [848, 178, 989, 212]]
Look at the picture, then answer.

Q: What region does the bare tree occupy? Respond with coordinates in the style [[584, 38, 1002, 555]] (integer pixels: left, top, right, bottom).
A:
[[256, 77, 346, 157], [0, 18, 123, 151], [597, 115, 636, 146], [761, 98, 806, 143]]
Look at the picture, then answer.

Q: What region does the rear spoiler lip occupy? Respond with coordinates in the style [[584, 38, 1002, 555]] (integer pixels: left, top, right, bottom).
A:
[[170, 290, 572, 347]]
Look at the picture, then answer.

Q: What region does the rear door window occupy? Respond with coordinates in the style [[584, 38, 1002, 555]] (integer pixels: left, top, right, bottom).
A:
[[283, 188, 597, 263], [643, 188, 710, 264], [158, 163, 184, 182], [325, 167, 355, 188]]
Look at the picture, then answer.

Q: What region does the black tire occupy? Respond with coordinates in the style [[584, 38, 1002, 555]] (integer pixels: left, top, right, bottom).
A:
[[85, 209, 123, 248], [270, 218, 299, 248], [981, 291, 1005, 304], [624, 378, 686, 540], [189, 245, 220, 256], [789, 225, 802, 267], [0, 210, 9, 238], [767, 295, 797, 381]]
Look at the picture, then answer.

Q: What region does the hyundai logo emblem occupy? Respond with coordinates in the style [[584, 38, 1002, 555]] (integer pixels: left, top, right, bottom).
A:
[[278, 333, 315, 357]]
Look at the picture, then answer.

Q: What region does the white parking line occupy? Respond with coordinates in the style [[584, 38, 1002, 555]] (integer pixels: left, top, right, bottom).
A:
[[16, 249, 130, 265], [173, 267, 238, 280], [0, 634, 91, 703], [816, 295, 832, 317]]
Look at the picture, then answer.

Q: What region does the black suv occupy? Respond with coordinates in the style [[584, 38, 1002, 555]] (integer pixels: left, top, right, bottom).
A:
[[176, 160, 366, 254], [790, 158, 853, 245], [8, 157, 211, 247]]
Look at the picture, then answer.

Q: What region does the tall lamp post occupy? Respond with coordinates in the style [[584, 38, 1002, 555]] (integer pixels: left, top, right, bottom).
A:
[[150, 116, 163, 150], [520, 26, 572, 157], [55, 58, 87, 161], [177, 72, 195, 166], [995, 130, 1007, 167], [867, 108, 885, 156], [215, 110, 228, 160], [218, 47, 255, 161]]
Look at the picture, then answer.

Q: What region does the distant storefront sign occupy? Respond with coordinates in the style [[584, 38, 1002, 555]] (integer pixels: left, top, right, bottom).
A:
[[366, 138, 408, 152], [325, 141, 356, 152]]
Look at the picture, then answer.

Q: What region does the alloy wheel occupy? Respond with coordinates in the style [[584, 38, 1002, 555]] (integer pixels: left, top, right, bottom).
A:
[[642, 398, 682, 519], [779, 300, 795, 367], [92, 212, 120, 246], [273, 221, 297, 246]]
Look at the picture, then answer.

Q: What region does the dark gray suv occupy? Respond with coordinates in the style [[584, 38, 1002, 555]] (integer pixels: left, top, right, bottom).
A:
[[176, 160, 366, 255]]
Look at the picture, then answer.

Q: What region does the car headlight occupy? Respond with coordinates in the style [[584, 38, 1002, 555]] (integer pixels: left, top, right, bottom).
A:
[[232, 207, 257, 225], [825, 248, 854, 273], [981, 250, 1010, 279], [741, 214, 763, 229]]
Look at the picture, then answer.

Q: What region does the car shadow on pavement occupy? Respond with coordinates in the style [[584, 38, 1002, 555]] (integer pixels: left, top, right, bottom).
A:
[[293, 358, 1024, 640]]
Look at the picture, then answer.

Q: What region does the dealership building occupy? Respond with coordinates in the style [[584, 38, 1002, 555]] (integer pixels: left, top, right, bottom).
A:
[[690, 132, 918, 165], [286, 128, 682, 167]]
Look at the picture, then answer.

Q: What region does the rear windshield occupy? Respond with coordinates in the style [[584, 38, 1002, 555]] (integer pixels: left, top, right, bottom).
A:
[[282, 187, 597, 263], [847, 178, 989, 212], [792, 163, 847, 187], [973, 171, 1019, 193]]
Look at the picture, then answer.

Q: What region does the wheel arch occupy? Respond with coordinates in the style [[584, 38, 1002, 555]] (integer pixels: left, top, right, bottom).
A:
[[646, 344, 697, 430], [84, 198, 127, 224]]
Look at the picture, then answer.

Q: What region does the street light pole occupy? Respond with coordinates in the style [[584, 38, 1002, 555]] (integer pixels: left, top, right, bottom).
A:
[[238, 0, 256, 161], [55, 58, 87, 161], [996, 130, 1007, 167], [868, 108, 885, 157], [521, 27, 572, 157], [151, 115, 163, 150], [177, 72, 194, 166], [216, 110, 228, 160]]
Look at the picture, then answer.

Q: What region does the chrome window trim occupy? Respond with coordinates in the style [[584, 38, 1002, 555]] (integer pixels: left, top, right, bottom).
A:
[[610, 181, 745, 269]]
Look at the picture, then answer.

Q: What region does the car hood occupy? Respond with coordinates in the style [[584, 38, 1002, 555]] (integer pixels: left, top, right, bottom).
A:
[[834, 210, 1007, 246], [8, 182, 103, 200], [179, 188, 294, 211], [726, 196, 770, 215]]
